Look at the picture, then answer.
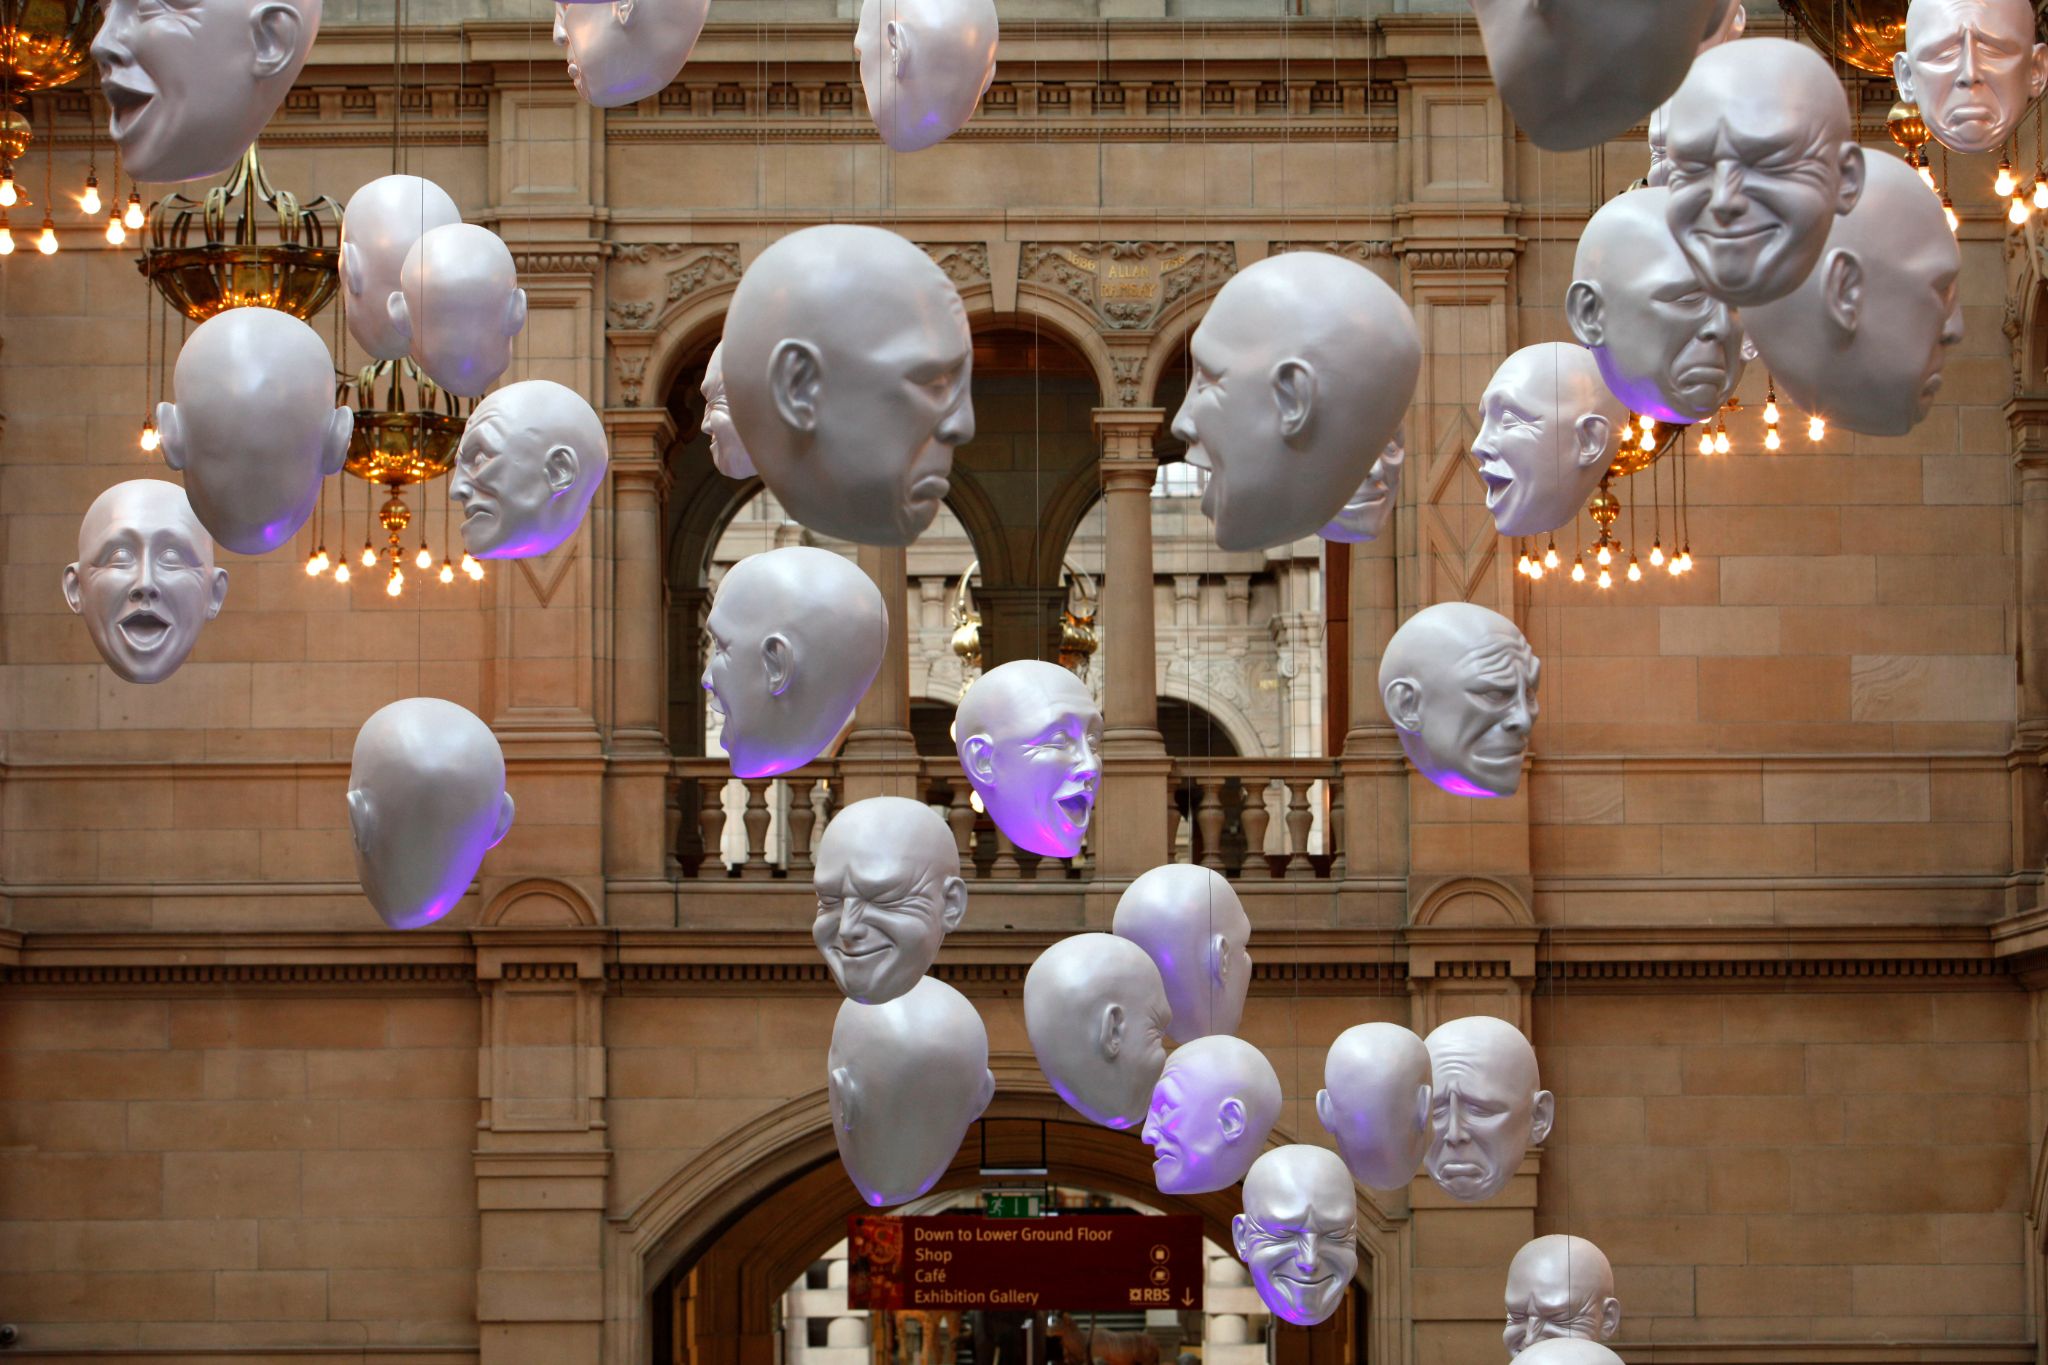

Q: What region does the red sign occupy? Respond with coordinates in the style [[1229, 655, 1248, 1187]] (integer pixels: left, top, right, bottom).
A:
[[847, 1214, 1205, 1312]]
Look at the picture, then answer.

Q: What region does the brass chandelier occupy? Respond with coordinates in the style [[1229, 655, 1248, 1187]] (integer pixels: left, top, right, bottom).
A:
[[949, 560, 1099, 687], [141, 145, 341, 321]]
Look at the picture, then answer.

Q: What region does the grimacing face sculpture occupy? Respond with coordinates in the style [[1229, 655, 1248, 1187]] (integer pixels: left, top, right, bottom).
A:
[[389, 223, 529, 399], [1173, 251, 1420, 553], [91, 0, 321, 184], [1316, 1021, 1432, 1191], [341, 175, 463, 362], [1232, 1145, 1359, 1327], [1895, 0, 2048, 154], [704, 547, 888, 778], [1024, 933, 1171, 1130], [1663, 38, 1867, 307], [64, 480, 227, 685], [1381, 603, 1540, 800], [553, 0, 709, 109], [955, 659, 1103, 859], [812, 796, 968, 1005], [1746, 151, 1964, 438], [1142, 1035, 1281, 1195], [157, 307, 354, 557], [829, 977, 995, 1207], [347, 697, 517, 931], [856, 0, 999, 152], [1320, 430, 1406, 545], [700, 342, 757, 480], [1423, 1014, 1554, 1204], [1505, 1235, 1622, 1359], [723, 225, 975, 546], [1568, 188, 1745, 425], [451, 381, 610, 560], [1111, 863, 1252, 1041], [1470, 344, 1626, 539]]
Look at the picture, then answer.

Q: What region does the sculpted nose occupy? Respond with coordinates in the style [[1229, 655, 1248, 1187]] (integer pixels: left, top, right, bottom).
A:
[[838, 899, 868, 942], [1708, 161, 1748, 224], [1295, 1234, 1321, 1272], [1958, 32, 1983, 84], [1942, 299, 1965, 347], [1443, 1099, 1468, 1143], [1500, 695, 1534, 738], [936, 396, 975, 447], [450, 470, 474, 503]]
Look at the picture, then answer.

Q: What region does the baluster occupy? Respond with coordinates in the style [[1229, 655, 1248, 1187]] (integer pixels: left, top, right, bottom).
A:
[[1284, 777, 1314, 880], [698, 778, 727, 877], [946, 782, 977, 878], [992, 825, 1022, 879], [1328, 779, 1344, 880], [1239, 774, 1274, 880], [1196, 777, 1226, 869], [786, 778, 818, 875], [665, 779, 683, 878], [742, 779, 773, 877], [1167, 792, 1184, 862]]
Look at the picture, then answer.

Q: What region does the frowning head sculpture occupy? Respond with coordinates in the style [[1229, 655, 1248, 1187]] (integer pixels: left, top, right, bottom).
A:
[[1142, 1035, 1282, 1195], [955, 660, 1102, 859], [1470, 344, 1626, 538], [389, 224, 529, 399], [1320, 431, 1406, 545], [65, 480, 228, 685], [1024, 932, 1171, 1130], [1232, 1145, 1359, 1327], [1316, 1021, 1432, 1191], [700, 342, 757, 480], [856, 0, 1000, 152], [1112, 864, 1253, 1042], [830, 977, 995, 1207], [452, 381, 609, 560], [813, 796, 967, 1005], [1505, 1235, 1622, 1359], [1381, 603, 1540, 800], [554, 0, 710, 109], [1896, 0, 2048, 154], [1423, 1014, 1553, 1203], [341, 176, 463, 362]]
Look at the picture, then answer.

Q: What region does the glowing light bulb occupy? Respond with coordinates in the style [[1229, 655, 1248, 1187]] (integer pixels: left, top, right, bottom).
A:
[[968, 790, 985, 815], [462, 552, 483, 581], [0, 167, 17, 208], [334, 561, 352, 584], [80, 174, 100, 216], [1639, 426, 1656, 451], [1639, 416, 1657, 434], [2014, 196, 2034, 226], [1943, 194, 1959, 232], [1698, 427, 1714, 454], [1649, 541, 1665, 567], [1763, 399, 1780, 425], [2033, 174, 2046, 210], [123, 192, 144, 230], [1764, 427, 1781, 451], [1542, 544, 1560, 570], [1597, 566, 1613, 589], [360, 543, 377, 568], [1807, 415, 1825, 441], [1570, 557, 1587, 583], [1678, 548, 1693, 572], [438, 557, 455, 585], [386, 567, 404, 598], [313, 547, 330, 573], [1713, 428, 1731, 455], [415, 544, 432, 570], [138, 421, 158, 451], [1596, 543, 1613, 567], [1997, 159, 2017, 197], [305, 551, 322, 577], [1517, 551, 1532, 576], [1528, 560, 1544, 581], [104, 213, 125, 245], [1667, 554, 1682, 577], [1626, 557, 1643, 583], [1917, 155, 1936, 190], [36, 217, 56, 255]]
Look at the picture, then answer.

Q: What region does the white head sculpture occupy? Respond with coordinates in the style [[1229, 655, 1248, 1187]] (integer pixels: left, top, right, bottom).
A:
[[813, 796, 968, 1005], [1232, 1145, 1359, 1327], [1568, 188, 1746, 425], [1646, 104, 1672, 189], [90, 0, 320, 184], [1111, 864, 1252, 1042], [700, 342, 757, 480], [856, 0, 999, 152], [1422, 1014, 1553, 1203], [157, 308, 353, 557], [955, 659, 1103, 859], [347, 697, 516, 931], [553, 0, 709, 109], [1896, 0, 2048, 154], [341, 176, 463, 362], [1024, 933, 1171, 1130], [1470, 0, 1727, 150], [1316, 1022, 1432, 1191], [1514, 1336, 1628, 1365], [1320, 431, 1406, 545], [1172, 251, 1420, 553], [1381, 603, 1540, 800], [64, 480, 227, 685], [1663, 38, 1867, 307], [829, 977, 994, 1207], [704, 547, 888, 778], [389, 223, 528, 399], [723, 225, 975, 546], [1505, 1235, 1622, 1359], [1745, 152, 1964, 437], [1470, 344, 1627, 538], [1142, 1035, 1282, 1195], [451, 380, 609, 560]]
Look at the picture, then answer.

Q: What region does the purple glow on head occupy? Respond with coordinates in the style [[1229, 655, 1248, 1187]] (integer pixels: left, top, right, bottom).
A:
[[1430, 771, 1501, 799]]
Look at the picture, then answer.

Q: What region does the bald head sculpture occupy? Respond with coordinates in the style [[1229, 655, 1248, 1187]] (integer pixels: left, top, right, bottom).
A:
[[1112, 864, 1253, 1041], [1505, 1235, 1622, 1359], [390, 224, 528, 399], [1423, 1014, 1553, 1203], [1470, 343, 1626, 538], [1025, 933, 1171, 1129], [830, 977, 995, 1206], [700, 342, 757, 480], [452, 380, 609, 560], [1896, 0, 2048, 154], [1472, 0, 1729, 150], [65, 480, 228, 685], [1317, 1021, 1432, 1190], [1143, 1034, 1282, 1195], [1382, 603, 1540, 800], [956, 660, 1103, 859], [856, 0, 999, 151], [554, 0, 709, 109], [1233, 1145, 1359, 1327], [812, 796, 968, 1005]]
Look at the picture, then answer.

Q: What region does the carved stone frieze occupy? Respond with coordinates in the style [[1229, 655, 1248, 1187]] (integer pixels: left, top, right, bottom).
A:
[[1019, 240, 1235, 330], [923, 241, 991, 289], [616, 352, 650, 407], [1110, 354, 1144, 407], [1272, 239, 1395, 264], [606, 243, 742, 331]]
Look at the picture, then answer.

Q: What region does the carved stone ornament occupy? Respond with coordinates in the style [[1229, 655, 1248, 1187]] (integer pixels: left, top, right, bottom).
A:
[[1020, 240, 1235, 330], [606, 243, 743, 331]]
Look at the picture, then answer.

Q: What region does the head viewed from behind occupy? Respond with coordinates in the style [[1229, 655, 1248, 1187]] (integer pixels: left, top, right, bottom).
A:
[[1024, 932, 1171, 1130], [1471, 0, 1727, 150], [1111, 863, 1252, 1041], [829, 976, 995, 1207], [1317, 1021, 1432, 1190], [342, 175, 463, 361], [389, 223, 528, 399], [856, 0, 999, 152]]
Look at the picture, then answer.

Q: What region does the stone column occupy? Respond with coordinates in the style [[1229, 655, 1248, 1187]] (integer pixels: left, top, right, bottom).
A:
[[2010, 396, 2048, 886], [975, 585, 1067, 667], [1092, 408, 1171, 880], [839, 544, 922, 804]]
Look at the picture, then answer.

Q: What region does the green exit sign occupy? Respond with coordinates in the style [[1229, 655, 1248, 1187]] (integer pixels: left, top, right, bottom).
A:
[[983, 1191, 1042, 1218]]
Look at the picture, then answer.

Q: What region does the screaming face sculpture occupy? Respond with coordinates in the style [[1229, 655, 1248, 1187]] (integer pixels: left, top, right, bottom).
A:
[[1423, 1014, 1554, 1203], [157, 308, 354, 557], [1142, 1035, 1282, 1195], [1505, 1235, 1622, 1359], [1745, 151, 1965, 437], [856, 0, 999, 152], [347, 697, 517, 930], [91, 0, 321, 184], [1172, 251, 1420, 553], [64, 480, 228, 685], [1232, 1145, 1359, 1327], [1024, 933, 1171, 1130], [1381, 603, 1540, 800], [1896, 0, 2048, 154], [829, 976, 995, 1207], [1316, 1021, 1432, 1191], [722, 225, 975, 546], [1320, 431, 1406, 545], [700, 342, 757, 480], [554, 0, 709, 108], [812, 796, 968, 1005], [1568, 188, 1746, 425], [955, 660, 1103, 859], [703, 547, 888, 778], [1663, 38, 1867, 307], [388, 224, 529, 399], [1470, 344, 1627, 538], [341, 176, 463, 362], [1111, 864, 1252, 1042], [451, 381, 610, 560]]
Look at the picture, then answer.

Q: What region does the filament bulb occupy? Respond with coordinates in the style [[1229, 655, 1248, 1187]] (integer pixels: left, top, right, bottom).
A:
[[35, 217, 56, 255], [438, 557, 455, 585], [2013, 196, 2034, 226], [305, 551, 322, 577], [1638, 426, 1656, 451], [415, 544, 433, 570], [138, 421, 158, 452], [1517, 551, 1532, 576], [1678, 547, 1694, 572], [80, 173, 101, 216], [1626, 557, 1643, 583], [1997, 159, 2017, 197], [1649, 541, 1665, 567], [313, 546, 330, 573], [386, 567, 404, 598], [1807, 415, 1825, 441], [1763, 399, 1780, 425], [1528, 560, 1544, 581], [360, 542, 378, 568], [1570, 557, 1587, 583], [1942, 194, 1959, 232], [1764, 427, 1781, 451], [104, 213, 125, 246], [462, 552, 483, 581], [1667, 553, 1683, 577], [334, 561, 352, 584], [123, 191, 145, 230], [1542, 543, 1560, 570], [1597, 566, 1613, 589], [1596, 543, 1613, 567], [0, 166, 17, 207], [2034, 173, 2047, 210], [1697, 427, 1714, 455], [1713, 427, 1732, 455]]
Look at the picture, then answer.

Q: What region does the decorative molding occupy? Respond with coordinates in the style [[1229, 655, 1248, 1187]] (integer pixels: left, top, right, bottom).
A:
[[513, 541, 580, 609], [1397, 246, 1520, 272], [511, 249, 606, 277], [1273, 239, 1396, 264], [923, 241, 991, 289], [1110, 354, 1144, 407], [616, 352, 650, 407], [0, 962, 475, 987], [1019, 240, 1235, 331]]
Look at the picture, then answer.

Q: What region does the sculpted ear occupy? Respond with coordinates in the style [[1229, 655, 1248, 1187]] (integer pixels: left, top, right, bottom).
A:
[[1383, 676, 1423, 734], [1573, 412, 1613, 471], [1598, 1295, 1622, 1340], [2030, 43, 2048, 100], [248, 1, 304, 79], [206, 567, 229, 620], [1529, 1088, 1555, 1146], [761, 632, 794, 697], [1271, 358, 1316, 440], [387, 289, 413, 346], [1821, 248, 1862, 336], [885, 17, 910, 77], [768, 339, 824, 434], [939, 874, 967, 933], [1217, 1095, 1248, 1143], [1231, 1212, 1252, 1262], [1892, 49, 1916, 104], [973, 1067, 996, 1118], [963, 733, 997, 784], [341, 240, 365, 298], [346, 788, 373, 855], [1208, 931, 1230, 987], [542, 443, 578, 498], [1564, 281, 1604, 348], [614, 0, 637, 22], [505, 288, 528, 338], [62, 563, 83, 615], [830, 1064, 857, 1133], [1414, 1081, 1431, 1135], [155, 403, 185, 471], [1833, 142, 1866, 216], [324, 408, 355, 476], [490, 791, 517, 849], [1314, 1087, 1337, 1134], [1097, 1001, 1126, 1060]]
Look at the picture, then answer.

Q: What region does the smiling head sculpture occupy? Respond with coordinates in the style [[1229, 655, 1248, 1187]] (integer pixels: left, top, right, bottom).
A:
[[1316, 1021, 1432, 1191], [1896, 0, 2048, 154], [829, 976, 995, 1207], [723, 225, 975, 546], [347, 697, 516, 931], [341, 176, 463, 361], [955, 659, 1103, 858], [1423, 1014, 1553, 1203], [65, 479, 228, 685], [1505, 1235, 1622, 1359], [1381, 603, 1540, 800], [389, 223, 528, 399], [1233, 1145, 1359, 1327], [1111, 864, 1252, 1042], [1663, 37, 1866, 307], [1142, 1035, 1282, 1195], [91, 0, 321, 184], [1471, 0, 1727, 150], [1024, 932, 1171, 1130], [812, 796, 967, 1005], [1320, 430, 1406, 545], [1745, 151, 1964, 437], [700, 342, 757, 480], [451, 380, 609, 560], [703, 547, 888, 778], [1470, 344, 1626, 538], [856, 0, 999, 152], [554, 0, 709, 108], [1568, 188, 1746, 424], [157, 307, 353, 557], [1172, 251, 1420, 553]]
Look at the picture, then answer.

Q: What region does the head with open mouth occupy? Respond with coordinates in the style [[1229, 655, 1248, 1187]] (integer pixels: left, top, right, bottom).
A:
[[699, 342, 757, 480], [451, 381, 609, 561], [1469, 344, 1625, 540], [1112, 863, 1253, 1041], [1232, 1145, 1359, 1326], [811, 796, 967, 1006], [1896, 0, 2048, 155], [1381, 603, 1539, 800], [1422, 1014, 1553, 1204], [955, 659, 1103, 859], [1141, 1035, 1280, 1195], [1317, 1021, 1433, 1191], [1504, 1235, 1621, 1358], [553, 0, 708, 110], [856, 0, 1000, 152], [1024, 933, 1171, 1130], [722, 224, 975, 546], [829, 977, 994, 1207], [65, 479, 227, 685], [1320, 430, 1406, 545]]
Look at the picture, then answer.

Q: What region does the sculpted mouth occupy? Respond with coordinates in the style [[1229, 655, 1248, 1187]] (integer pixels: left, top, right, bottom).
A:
[[908, 474, 950, 502], [103, 76, 154, 134], [1056, 792, 1094, 826], [835, 942, 888, 960], [461, 504, 494, 525], [1476, 462, 1513, 508], [117, 609, 171, 651], [1696, 224, 1776, 242]]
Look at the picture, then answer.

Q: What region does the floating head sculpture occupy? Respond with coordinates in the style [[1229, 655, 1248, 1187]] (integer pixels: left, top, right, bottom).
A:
[[389, 223, 528, 399], [341, 175, 463, 361], [1381, 603, 1540, 800], [856, 0, 999, 152], [955, 659, 1102, 859], [1320, 431, 1406, 545], [1232, 1145, 1359, 1327], [1422, 1014, 1553, 1203], [1470, 344, 1627, 538], [812, 796, 967, 1005], [1111, 864, 1252, 1042], [1316, 1021, 1432, 1190], [450, 381, 608, 560], [1024, 933, 1171, 1130], [554, 0, 709, 108], [1513, 1336, 1628, 1365], [700, 341, 757, 479], [1470, 0, 1727, 150], [64, 479, 227, 685], [1896, 0, 2048, 154], [1505, 1235, 1622, 1359], [829, 977, 995, 1207], [1142, 1035, 1282, 1195]]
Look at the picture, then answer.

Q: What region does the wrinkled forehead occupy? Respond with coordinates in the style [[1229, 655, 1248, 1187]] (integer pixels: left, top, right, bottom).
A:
[[1458, 630, 1538, 680], [1429, 1028, 1537, 1094], [1909, 0, 2032, 44], [1668, 74, 1843, 156], [79, 485, 209, 560], [1245, 1165, 1356, 1227], [816, 819, 948, 886]]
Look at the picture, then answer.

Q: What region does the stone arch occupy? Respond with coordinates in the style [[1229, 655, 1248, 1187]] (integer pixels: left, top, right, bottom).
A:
[[1135, 280, 1222, 412], [476, 877, 599, 928], [639, 282, 741, 425], [1158, 672, 1270, 759], [1411, 875, 1534, 928], [990, 291, 1120, 408]]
